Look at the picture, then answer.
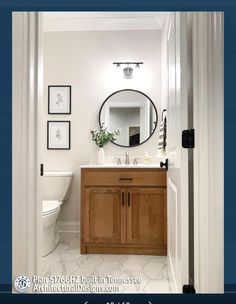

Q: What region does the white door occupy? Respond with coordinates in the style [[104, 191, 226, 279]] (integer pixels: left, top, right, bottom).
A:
[[166, 12, 189, 293]]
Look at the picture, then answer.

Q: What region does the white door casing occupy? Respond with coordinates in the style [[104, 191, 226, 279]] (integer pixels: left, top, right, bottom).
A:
[[12, 12, 43, 282], [192, 12, 224, 293], [166, 12, 189, 293]]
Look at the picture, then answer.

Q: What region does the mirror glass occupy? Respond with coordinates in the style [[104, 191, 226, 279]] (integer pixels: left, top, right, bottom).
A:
[[99, 89, 158, 147]]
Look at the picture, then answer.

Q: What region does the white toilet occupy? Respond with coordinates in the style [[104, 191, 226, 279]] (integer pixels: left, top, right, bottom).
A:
[[42, 171, 73, 257]]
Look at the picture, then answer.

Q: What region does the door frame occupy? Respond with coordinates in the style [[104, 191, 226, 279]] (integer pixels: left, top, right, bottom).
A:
[[12, 11, 224, 293], [192, 12, 224, 293], [12, 12, 43, 280]]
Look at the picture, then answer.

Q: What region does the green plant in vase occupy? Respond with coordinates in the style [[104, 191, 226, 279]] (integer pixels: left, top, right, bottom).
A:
[[90, 123, 120, 164]]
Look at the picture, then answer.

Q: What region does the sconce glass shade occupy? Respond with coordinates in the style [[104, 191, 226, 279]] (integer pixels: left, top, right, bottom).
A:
[[123, 67, 133, 79]]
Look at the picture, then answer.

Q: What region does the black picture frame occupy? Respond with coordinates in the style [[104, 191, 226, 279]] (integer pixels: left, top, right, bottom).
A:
[[48, 85, 71, 114], [47, 121, 71, 150]]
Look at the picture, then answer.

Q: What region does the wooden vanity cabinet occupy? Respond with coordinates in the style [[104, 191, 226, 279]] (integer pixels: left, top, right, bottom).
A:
[[81, 168, 167, 255], [126, 187, 167, 247], [83, 187, 125, 245]]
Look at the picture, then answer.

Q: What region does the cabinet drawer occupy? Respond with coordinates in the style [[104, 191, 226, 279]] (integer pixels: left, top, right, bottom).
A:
[[82, 169, 166, 187]]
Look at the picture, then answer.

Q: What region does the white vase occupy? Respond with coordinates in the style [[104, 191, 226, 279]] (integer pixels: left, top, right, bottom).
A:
[[98, 147, 105, 165]]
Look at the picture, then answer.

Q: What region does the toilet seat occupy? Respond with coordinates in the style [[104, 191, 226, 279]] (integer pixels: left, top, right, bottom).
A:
[[42, 200, 61, 216]]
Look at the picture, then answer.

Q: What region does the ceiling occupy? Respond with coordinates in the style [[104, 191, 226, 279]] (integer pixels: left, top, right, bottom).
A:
[[43, 12, 167, 32]]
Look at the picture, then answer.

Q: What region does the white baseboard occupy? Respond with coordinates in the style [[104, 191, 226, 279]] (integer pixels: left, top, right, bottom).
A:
[[57, 221, 80, 233]]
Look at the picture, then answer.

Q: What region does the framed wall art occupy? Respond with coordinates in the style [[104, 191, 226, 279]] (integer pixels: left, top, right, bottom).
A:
[[48, 85, 71, 114], [47, 121, 71, 150]]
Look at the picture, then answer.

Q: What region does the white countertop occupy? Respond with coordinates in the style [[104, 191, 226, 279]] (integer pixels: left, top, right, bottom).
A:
[[79, 163, 162, 169]]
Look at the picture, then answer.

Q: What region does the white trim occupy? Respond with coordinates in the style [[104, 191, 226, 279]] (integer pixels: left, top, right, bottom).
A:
[[37, 12, 44, 278], [193, 12, 224, 293], [166, 12, 189, 293], [12, 12, 42, 280], [57, 221, 80, 233], [167, 176, 178, 293], [43, 12, 166, 32], [178, 13, 190, 291], [167, 252, 177, 293]]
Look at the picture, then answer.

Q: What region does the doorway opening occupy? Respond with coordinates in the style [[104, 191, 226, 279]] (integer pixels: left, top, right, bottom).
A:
[[12, 11, 224, 294]]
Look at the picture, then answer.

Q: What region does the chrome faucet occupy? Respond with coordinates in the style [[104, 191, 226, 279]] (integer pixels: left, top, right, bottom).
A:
[[114, 157, 121, 165], [133, 158, 141, 165], [125, 152, 130, 165]]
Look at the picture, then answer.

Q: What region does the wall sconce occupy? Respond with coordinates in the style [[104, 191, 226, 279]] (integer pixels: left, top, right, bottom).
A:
[[113, 62, 143, 79]]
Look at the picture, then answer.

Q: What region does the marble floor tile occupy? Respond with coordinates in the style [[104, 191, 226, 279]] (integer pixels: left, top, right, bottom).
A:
[[141, 255, 167, 264], [75, 254, 88, 267], [102, 254, 126, 262], [82, 254, 104, 268], [54, 242, 70, 254], [60, 248, 80, 261], [70, 266, 96, 277], [143, 262, 168, 280], [60, 233, 80, 249], [117, 270, 140, 292], [96, 261, 124, 277], [42, 265, 51, 277], [63, 259, 79, 276], [121, 269, 150, 291], [50, 261, 65, 276], [144, 280, 170, 293], [41, 232, 170, 294], [71, 255, 104, 277], [43, 251, 61, 266], [120, 255, 147, 270]]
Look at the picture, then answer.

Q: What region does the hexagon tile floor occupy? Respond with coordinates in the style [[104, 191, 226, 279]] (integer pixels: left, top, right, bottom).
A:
[[42, 233, 170, 293]]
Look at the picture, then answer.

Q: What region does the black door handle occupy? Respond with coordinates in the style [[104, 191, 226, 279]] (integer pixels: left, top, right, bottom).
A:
[[160, 159, 168, 170], [128, 192, 131, 207], [40, 164, 44, 176]]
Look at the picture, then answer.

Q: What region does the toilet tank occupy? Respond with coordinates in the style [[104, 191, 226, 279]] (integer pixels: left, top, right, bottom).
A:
[[42, 171, 73, 202]]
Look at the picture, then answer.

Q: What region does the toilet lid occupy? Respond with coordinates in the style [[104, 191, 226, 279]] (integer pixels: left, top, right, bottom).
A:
[[42, 200, 61, 215]]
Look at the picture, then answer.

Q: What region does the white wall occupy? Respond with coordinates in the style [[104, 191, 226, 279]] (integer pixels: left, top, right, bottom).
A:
[[42, 30, 162, 224]]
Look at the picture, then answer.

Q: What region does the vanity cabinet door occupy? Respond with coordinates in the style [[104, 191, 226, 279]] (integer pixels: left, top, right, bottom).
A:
[[84, 188, 125, 245], [126, 188, 167, 247]]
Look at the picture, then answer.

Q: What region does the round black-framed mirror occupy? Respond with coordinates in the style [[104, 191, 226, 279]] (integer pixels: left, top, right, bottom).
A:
[[99, 89, 158, 147]]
